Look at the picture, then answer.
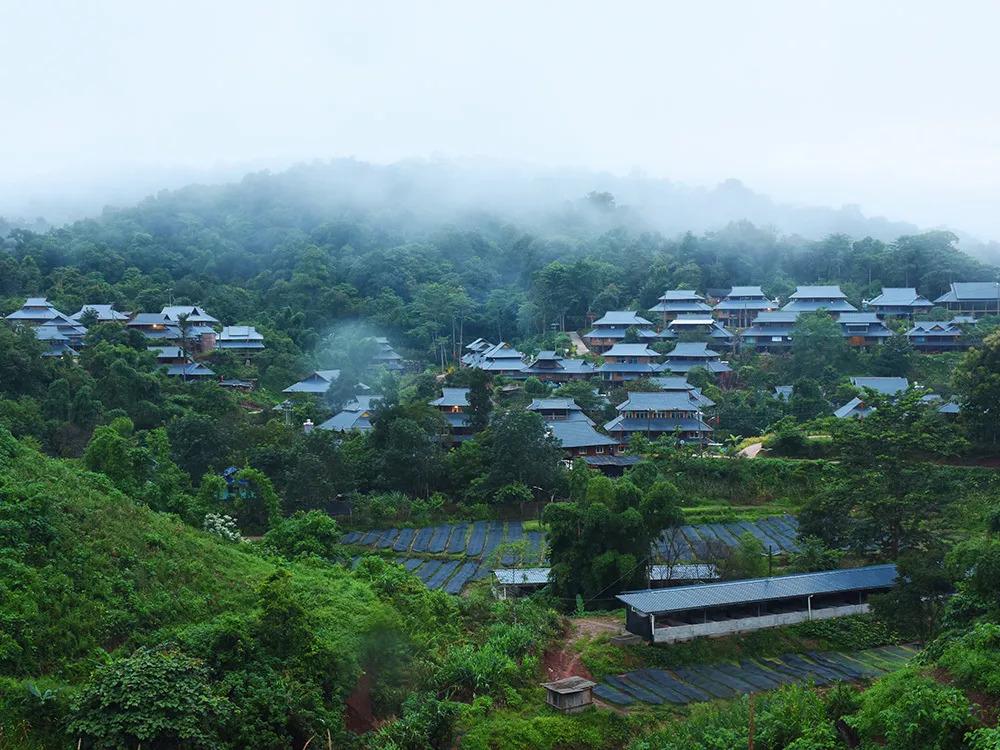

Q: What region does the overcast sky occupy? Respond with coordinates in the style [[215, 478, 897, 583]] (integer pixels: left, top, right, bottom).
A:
[[3, 1, 1000, 238]]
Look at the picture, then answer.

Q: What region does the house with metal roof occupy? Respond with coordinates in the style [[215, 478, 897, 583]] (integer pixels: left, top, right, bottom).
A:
[[865, 288, 933, 318], [741, 311, 800, 352], [934, 282, 1000, 317], [518, 351, 597, 382], [217, 326, 265, 352], [318, 394, 383, 433], [372, 337, 404, 371], [781, 286, 857, 316], [660, 342, 732, 377], [666, 315, 735, 347], [467, 342, 527, 375], [34, 312, 88, 347], [493, 564, 717, 599], [160, 305, 220, 325], [546, 420, 624, 470], [430, 387, 473, 443], [906, 320, 970, 352], [147, 346, 187, 365], [604, 391, 712, 443], [834, 377, 910, 419], [527, 398, 593, 423], [838, 313, 893, 347], [164, 362, 216, 379], [34, 326, 79, 357], [598, 343, 663, 382], [4, 297, 65, 326], [283, 369, 341, 394], [69, 304, 131, 323], [127, 313, 183, 342], [617, 564, 897, 643], [649, 290, 712, 324], [648, 376, 715, 408], [582, 311, 664, 353], [713, 286, 779, 328], [461, 338, 494, 365]]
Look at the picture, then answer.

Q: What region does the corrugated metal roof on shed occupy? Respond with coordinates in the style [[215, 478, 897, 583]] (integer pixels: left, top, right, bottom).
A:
[[616, 564, 897, 615]]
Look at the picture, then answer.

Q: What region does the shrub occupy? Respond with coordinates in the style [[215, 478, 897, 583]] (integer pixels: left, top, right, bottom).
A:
[[202, 513, 242, 543], [262, 510, 342, 559], [936, 621, 1000, 696]]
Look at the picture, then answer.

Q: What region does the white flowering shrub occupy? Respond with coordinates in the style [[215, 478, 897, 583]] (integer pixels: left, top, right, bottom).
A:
[[202, 513, 243, 543]]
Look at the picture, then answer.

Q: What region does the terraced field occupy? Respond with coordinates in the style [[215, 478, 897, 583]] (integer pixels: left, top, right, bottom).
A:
[[594, 645, 917, 706]]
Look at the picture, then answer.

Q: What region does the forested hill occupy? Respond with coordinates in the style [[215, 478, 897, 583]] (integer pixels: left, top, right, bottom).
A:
[[1, 160, 996, 366]]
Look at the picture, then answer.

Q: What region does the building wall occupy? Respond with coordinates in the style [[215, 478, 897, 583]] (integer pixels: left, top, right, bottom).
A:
[[648, 603, 870, 643]]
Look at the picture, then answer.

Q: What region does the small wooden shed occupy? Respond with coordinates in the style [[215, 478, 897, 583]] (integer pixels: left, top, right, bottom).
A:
[[541, 676, 596, 713]]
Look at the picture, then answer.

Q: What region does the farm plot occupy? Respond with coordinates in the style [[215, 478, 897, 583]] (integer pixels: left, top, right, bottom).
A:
[[595, 645, 917, 706]]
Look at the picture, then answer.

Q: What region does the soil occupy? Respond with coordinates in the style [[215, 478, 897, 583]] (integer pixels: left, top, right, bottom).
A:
[[542, 615, 621, 682], [345, 672, 377, 734]]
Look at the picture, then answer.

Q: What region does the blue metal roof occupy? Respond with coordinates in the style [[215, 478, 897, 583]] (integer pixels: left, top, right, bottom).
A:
[[617, 564, 898, 615]]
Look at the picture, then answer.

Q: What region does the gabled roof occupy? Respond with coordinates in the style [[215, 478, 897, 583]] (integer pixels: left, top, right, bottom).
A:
[[907, 321, 962, 336], [867, 288, 933, 308], [283, 370, 341, 393], [657, 289, 705, 301], [665, 342, 720, 358], [128, 312, 173, 326], [648, 376, 692, 391], [833, 396, 871, 419], [774, 385, 794, 400], [160, 305, 220, 324], [616, 391, 703, 412], [590, 310, 654, 327], [604, 415, 712, 434], [750, 311, 800, 325], [839, 312, 882, 324], [789, 285, 848, 299], [480, 342, 525, 360], [219, 325, 264, 341], [23, 297, 51, 307], [617, 564, 897, 615], [604, 343, 660, 358], [429, 387, 470, 407], [934, 282, 1000, 303], [528, 398, 582, 411], [34, 326, 68, 341], [667, 315, 715, 326], [547, 420, 618, 449], [849, 376, 909, 395], [70, 304, 130, 322], [147, 346, 184, 359], [582, 326, 662, 340], [5, 298, 63, 322], [165, 362, 216, 377], [725, 286, 767, 297], [466, 337, 493, 352]]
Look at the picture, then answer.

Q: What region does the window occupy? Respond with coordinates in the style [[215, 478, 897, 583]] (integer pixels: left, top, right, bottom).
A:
[[595, 446, 605, 454]]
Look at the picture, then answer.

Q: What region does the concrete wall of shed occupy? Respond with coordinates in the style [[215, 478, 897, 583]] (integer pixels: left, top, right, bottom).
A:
[[650, 603, 870, 643]]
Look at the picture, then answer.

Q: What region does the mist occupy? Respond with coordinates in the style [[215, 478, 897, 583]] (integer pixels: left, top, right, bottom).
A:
[[3, 1, 1000, 242]]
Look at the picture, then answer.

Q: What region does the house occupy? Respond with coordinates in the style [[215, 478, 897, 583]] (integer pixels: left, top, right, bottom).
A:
[[164, 362, 216, 379], [127, 313, 182, 341], [518, 351, 597, 382], [147, 346, 188, 365], [283, 370, 341, 394], [865, 288, 933, 318], [666, 315, 735, 348], [648, 376, 715, 408], [494, 564, 717, 600], [429, 387, 473, 443], [160, 305, 220, 326], [837, 313, 893, 347], [4, 297, 65, 326], [740, 311, 800, 352], [217, 326, 265, 352], [618, 564, 897, 643], [781, 286, 857, 316], [604, 392, 713, 443], [773, 385, 793, 401], [34, 326, 78, 357], [582, 311, 662, 354], [468, 342, 527, 375], [834, 377, 910, 419], [547, 420, 625, 471], [649, 290, 712, 325], [598, 343, 662, 382], [318, 394, 383, 433], [934, 282, 1000, 317], [461, 338, 494, 365], [713, 286, 779, 328], [372, 337, 404, 371], [35, 313, 88, 348], [160, 306, 219, 352], [906, 320, 970, 352], [921, 394, 961, 416], [527, 398, 593, 422], [541, 677, 597, 714], [69, 304, 130, 323], [660, 342, 732, 378]]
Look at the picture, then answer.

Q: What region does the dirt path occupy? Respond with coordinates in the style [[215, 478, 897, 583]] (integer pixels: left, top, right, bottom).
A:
[[568, 331, 590, 355], [543, 616, 622, 682], [738, 441, 764, 458]]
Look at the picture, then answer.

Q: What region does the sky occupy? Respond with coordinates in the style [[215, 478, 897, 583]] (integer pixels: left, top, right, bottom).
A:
[[2, 0, 1000, 238]]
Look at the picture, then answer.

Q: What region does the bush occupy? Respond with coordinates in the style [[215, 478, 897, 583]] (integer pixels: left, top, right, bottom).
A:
[[846, 668, 972, 750], [262, 510, 342, 559], [791, 614, 898, 650], [202, 513, 242, 543], [936, 622, 1000, 696], [68, 646, 230, 750]]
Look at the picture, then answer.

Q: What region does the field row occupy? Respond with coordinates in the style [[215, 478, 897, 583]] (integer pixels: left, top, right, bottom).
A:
[[343, 515, 800, 563], [342, 521, 547, 564], [350, 555, 494, 594], [595, 645, 917, 706]]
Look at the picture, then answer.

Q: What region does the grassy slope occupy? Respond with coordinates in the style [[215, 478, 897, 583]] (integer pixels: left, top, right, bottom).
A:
[[0, 428, 416, 686]]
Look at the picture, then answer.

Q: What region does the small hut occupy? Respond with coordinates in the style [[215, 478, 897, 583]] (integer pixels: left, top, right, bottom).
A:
[[541, 676, 596, 713]]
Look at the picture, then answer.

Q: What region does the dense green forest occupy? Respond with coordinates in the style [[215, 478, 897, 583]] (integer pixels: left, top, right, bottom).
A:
[[3, 163, 1000, 748]]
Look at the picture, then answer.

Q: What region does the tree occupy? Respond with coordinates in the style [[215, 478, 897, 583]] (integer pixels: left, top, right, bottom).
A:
[[790, 311, 851, 382], [69, 646, 230, 750], [476, 409, 563, 494], [872, 333, 915, 378], [465, 368, 493, 431], [789, 378, 827, 421], [954, 328, 1000, 445]]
